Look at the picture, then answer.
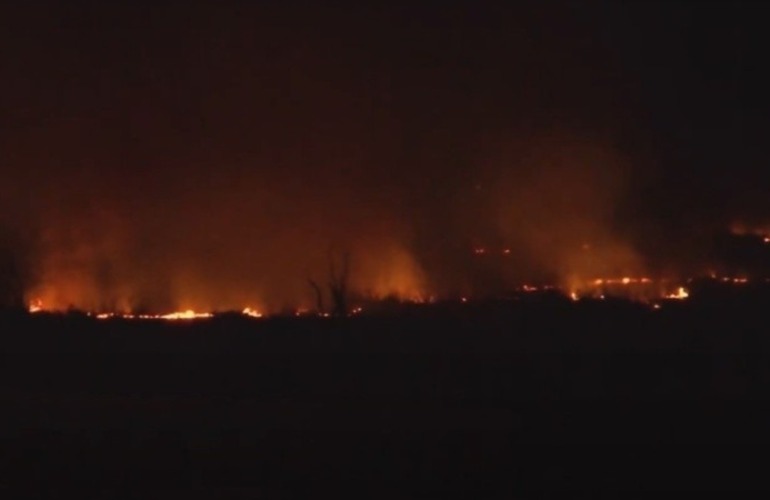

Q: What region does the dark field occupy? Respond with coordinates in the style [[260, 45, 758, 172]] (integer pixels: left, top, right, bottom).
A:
[[3, 293, 770, 495]]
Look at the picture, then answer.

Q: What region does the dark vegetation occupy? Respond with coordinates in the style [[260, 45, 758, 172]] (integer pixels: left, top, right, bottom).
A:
[[4, 283, 770, 496], [307, 249, 352, 317]]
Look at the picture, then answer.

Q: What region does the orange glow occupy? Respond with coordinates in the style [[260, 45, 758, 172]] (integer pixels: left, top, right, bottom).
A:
[[567, 275, 660, 302], [28, 299, 44, 313], [37, 269, 770, 320], [160, 310, 212, 320], [242, 307, 263, 318], [665, 287, 689, 300]]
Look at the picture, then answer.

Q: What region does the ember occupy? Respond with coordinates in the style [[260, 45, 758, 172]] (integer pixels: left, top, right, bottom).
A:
[[665, 287, 689, 300]]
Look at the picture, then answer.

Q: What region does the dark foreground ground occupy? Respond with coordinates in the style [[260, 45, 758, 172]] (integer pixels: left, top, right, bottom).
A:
[[3, 293, 770, 496]]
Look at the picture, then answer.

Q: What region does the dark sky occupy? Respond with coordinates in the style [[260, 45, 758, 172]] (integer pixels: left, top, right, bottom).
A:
[[0, 1, 767, 310]]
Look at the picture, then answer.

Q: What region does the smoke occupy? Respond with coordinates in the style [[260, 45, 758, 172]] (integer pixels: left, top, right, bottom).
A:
[[11, 126, 645, 312], [3, 3, 757, 312], [19, 172, 429, 313], [482, 128, 642, 289]]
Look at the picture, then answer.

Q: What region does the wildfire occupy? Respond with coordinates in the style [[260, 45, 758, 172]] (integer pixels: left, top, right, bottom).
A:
[[28, 299, 44, 313], [45, 272, 770, 320], [242, 307, 263, 318], [24, 300, 260, 321], [665, 287, 689, 300], [157, 310, 213, 320], [106, 310, 214, 320], [591, 277, 652, 286]]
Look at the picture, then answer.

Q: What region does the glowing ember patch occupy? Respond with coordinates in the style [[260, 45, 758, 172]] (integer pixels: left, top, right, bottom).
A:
[[28, 299, 44, 313], [461, 297, 467, 303], [502, 248, 511, 255], [665, 287, 689, 300], [570, 292, 579, 301], [158, 310, 212, 320], [621, 277, 631, 285], [242, 307, 262, 318], [473, 248, 486, 255]]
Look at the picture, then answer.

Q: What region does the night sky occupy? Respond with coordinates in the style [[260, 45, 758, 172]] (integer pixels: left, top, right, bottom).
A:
[[0, 1, 767, 311]]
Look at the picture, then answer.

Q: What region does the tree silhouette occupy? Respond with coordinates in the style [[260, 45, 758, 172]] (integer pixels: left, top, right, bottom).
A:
[[307, 277, 325, 314], [328, 250, 350, 317], [307, 248, 351, 317]]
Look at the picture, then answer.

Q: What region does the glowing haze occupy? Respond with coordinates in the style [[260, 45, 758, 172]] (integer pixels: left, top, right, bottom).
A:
[[0, 3, 765, 312]]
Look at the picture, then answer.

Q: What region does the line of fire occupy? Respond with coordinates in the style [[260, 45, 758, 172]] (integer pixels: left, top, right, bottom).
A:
[[6, 226, 770, 321]]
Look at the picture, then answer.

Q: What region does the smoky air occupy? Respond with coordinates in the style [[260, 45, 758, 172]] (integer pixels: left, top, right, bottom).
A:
[[0, 3, 765, 313]]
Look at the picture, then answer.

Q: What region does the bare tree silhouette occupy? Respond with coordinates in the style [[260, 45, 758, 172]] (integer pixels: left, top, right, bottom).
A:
[[328, 250, 350, 317], [307, 277, 325, 314], [307, 248, 351, 317]]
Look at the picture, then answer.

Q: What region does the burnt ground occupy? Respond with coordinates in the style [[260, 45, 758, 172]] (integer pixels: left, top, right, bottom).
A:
[[3, 293, 770, 496]]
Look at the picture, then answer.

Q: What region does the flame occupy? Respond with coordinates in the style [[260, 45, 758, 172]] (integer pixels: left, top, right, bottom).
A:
[[38, 270, 770, 320], [665, 287, 689, 300], [158, 310, 210, 320], [28, 299, 44, 313], [242, 307, 262, 318]]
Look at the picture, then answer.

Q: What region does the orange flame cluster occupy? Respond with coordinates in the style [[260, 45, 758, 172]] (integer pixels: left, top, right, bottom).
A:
[[27, 272, 770, 319], [27, 302, 261, 321], [664, 287, 689, 300]]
